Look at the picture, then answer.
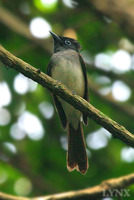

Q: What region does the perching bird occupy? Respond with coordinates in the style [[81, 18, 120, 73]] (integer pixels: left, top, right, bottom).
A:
[[47, 31, 89, 175]]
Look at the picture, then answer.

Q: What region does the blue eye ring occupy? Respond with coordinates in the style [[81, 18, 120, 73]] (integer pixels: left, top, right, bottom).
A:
[[65, 40, 71, 45]]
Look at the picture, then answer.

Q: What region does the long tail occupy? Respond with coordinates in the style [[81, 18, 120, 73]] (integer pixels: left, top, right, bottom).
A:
[[67, 122, 88, 175]]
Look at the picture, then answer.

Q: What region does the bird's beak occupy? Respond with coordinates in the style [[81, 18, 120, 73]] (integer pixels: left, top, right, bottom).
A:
[[49, 31, 62, 43]]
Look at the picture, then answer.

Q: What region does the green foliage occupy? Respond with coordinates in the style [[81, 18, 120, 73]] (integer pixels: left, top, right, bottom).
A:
[[0, 0, 134, 199]]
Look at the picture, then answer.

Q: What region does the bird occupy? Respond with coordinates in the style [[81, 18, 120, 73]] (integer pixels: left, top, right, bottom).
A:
[[47, 31, 89, 175]]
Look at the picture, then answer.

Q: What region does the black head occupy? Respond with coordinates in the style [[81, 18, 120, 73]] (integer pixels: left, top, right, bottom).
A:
[[49, 31, 81, 53]]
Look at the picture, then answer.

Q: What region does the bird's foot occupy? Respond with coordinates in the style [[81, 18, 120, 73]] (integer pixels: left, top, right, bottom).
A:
[[72, 90, 76, 95]]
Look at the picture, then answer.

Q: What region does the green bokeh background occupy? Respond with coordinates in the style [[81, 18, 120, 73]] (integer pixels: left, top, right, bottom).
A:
[[0, 0, 134, 199]]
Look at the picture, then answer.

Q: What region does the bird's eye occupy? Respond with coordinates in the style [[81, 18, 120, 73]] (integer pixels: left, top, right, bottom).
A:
[[65, 40, 71, 45]]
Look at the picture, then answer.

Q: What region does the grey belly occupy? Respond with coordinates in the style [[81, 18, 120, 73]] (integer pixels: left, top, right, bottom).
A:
[[51, 61, 85, 129]]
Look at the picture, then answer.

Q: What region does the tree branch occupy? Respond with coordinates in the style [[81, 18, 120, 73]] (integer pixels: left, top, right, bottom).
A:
[[0, 45, 134, 148], [88, 78, 134, 119], [0, 173, 134, 199]]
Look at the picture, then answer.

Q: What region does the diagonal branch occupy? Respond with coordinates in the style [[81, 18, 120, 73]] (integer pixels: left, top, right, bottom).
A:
[[0, 45, 134, 148], [0, 173, 134, 199], [1, 6, 134, 119], [88, 78, 134, 118], [32, 173, 134, 200]]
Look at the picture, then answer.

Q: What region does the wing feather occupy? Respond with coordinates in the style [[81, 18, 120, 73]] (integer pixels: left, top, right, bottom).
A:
[[78, 54, 89, 126], [47, 62, 67, 129]]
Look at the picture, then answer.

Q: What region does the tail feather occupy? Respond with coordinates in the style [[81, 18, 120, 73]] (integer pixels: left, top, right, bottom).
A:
[[67, 122, 88, 175]]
